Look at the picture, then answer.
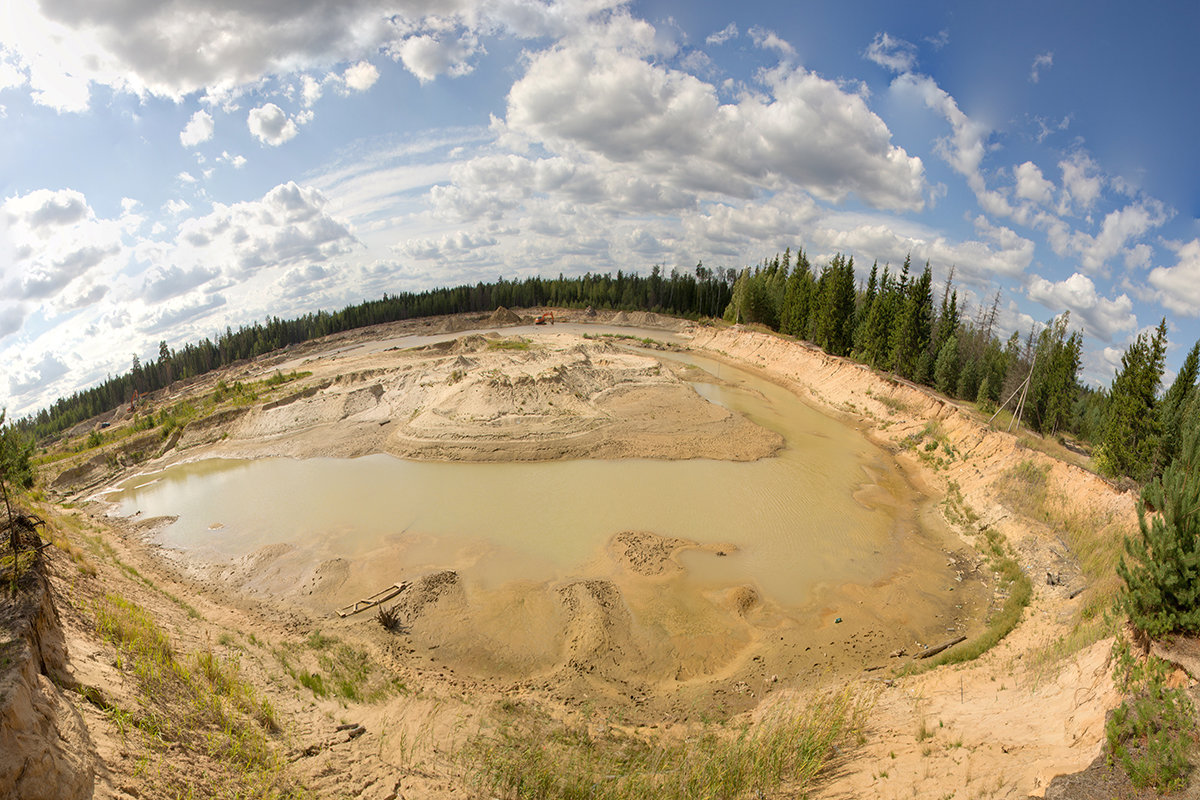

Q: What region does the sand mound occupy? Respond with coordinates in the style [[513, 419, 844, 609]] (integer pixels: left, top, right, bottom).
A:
[[719, 585, 760, 617], [198, 333, 782, 463], [610, 530, 689, 577], [452, 334, 489, 354], [397, 570, 465, 620], [555, 579, 645, 676], [487, 306, 521, 325]]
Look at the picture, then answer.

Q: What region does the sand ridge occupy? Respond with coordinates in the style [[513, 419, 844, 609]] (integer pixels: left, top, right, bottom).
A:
[[164, 332, 784, 464]]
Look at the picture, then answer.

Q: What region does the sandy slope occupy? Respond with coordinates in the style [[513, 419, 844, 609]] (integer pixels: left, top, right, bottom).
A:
[[688, 326, 1135, 798], [12, 312, 1160, 799]]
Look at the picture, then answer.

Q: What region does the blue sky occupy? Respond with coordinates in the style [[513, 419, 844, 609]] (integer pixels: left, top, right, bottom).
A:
[[2, 0, 1199, 417]]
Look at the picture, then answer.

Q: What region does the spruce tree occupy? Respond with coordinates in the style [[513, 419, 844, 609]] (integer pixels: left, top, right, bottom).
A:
[[1027, 313, 1082, 435], [1154, 339, 1199, 475], [810, 258, 843, 351], [934, 334, 960, 396], [0, 411, 34, 491], [860, 265, 894, 367], [852, 261, 879, 357], [975, 375, 993, 409], [932, 266, 959, 356], [779, 250, 812, 337], [724, 268, 751, 324], [1102, 319, 1168, 480], [957, 357, 981, 401], [888, 261, 933, 379], [1119, 407, 1200, 637], [823, 255, 857, 356]]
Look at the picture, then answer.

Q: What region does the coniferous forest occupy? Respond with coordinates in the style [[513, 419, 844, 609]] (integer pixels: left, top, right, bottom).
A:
[[11, 251, 1200, 487]]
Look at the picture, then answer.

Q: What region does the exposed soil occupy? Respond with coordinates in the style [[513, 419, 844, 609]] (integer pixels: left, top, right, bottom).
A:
[[6, 310, 1190, 799]]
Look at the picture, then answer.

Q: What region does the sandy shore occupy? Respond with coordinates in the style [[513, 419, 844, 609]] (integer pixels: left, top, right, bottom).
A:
[[26, 310, 1151, 798]]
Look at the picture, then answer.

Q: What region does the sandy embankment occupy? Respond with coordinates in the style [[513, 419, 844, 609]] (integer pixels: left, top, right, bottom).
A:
[[54, 314, 1148, 798], [689, 326, 1135, 798], [95, 328, 986, 721]]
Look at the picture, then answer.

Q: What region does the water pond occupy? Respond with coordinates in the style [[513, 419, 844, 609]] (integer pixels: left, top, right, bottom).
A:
[[110, 349, 926, 608]]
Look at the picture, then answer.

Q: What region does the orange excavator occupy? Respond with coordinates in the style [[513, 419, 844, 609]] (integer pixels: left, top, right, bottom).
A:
[[534, 311, 555, 325]]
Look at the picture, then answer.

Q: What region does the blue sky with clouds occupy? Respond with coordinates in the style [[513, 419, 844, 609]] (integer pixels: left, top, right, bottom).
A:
[[2, 0, 1199, 417]]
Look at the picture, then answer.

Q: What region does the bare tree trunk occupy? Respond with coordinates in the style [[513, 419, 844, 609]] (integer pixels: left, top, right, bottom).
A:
[[1, 476, 15, 597]]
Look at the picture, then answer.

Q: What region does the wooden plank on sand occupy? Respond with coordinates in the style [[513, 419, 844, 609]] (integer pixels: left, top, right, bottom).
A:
[[916, 635, 967, 659], [336, 582, 409, 618]]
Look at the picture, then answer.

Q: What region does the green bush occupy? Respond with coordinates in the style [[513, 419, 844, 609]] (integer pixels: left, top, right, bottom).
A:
[[0, 410, 34, 489], [1119, 412, 1200, 638], [1106, 638, 1195, 792]]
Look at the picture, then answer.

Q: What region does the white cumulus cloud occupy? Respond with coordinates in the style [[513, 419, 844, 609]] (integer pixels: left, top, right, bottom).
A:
[[0, 188, 124, 325], [1026, 272, 1136, 341], [343, 60, 379, 91], [499, 33, 927, 212], [706, 23, 738, 46], [217, 151, 247, 168], [1148, 238, 1200, 316], [0, 0, 622, 110], [391, 32, 483, 82], [1013, 161, 1054, 206], [748, 26, 794, 57], [248, 103, 299, 146], [179, 109, 214, 147], [1029, 52, 1053, 83], [173, 182, 357, 279]]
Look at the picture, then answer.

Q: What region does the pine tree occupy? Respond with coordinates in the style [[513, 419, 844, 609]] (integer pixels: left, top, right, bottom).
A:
[[888, 261, 933, 379], [852, 261, 879, 357], [1027, 313, 1082, 435], [934, 334, 960, 396], [859, 265, 895, 367], [1154, 339, 1199, 475], [1102, 319, 1168, 480], [1119, 408, 1200, 637]]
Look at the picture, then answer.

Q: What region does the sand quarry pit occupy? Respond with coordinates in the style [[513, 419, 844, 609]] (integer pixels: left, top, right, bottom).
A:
[[26, 313, 1154, 799], [100, 328, 991, 718]]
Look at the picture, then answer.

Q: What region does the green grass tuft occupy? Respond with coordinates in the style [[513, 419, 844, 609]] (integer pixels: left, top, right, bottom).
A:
[[461, 688, 870, 800]]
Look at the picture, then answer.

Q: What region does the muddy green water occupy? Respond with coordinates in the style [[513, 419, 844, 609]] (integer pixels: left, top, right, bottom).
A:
[[109, 351, 921, 607]]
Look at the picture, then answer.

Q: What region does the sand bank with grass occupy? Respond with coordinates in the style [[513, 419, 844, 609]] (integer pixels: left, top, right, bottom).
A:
[[5, 310, 1154, 799]]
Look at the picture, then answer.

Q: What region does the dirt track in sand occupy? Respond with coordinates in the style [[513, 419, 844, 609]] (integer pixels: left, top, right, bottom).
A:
[[27, 309, 1162, 799]]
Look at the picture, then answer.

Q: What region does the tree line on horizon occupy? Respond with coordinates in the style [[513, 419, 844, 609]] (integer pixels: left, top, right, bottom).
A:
[[721, 247, 1198, 487], [13, 269, 737, 442], [10, 253, 1199, 487]]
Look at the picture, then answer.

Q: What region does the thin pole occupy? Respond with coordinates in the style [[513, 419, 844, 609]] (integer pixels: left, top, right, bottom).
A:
[[1008, 349, 1036, 433]]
